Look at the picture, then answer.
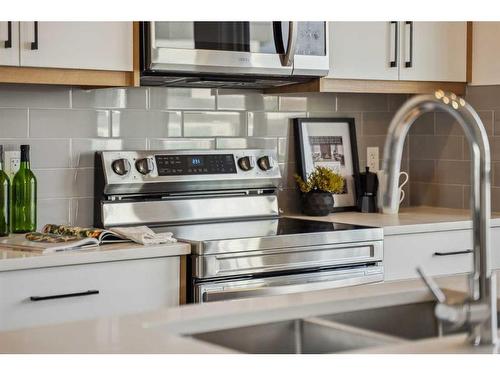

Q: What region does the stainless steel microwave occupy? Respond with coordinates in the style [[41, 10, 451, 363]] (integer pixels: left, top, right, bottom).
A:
[[140, 21, 329, 88]]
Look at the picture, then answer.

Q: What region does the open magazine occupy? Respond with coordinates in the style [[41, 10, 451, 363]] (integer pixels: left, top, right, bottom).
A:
[[0, 224, 130, 253]]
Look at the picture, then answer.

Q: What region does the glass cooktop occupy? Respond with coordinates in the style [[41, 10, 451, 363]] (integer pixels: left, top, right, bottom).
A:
[[154, 217, 375, 243]]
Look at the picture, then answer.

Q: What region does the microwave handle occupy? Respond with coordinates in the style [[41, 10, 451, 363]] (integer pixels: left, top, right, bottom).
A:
[[273, 21, 298, 67]]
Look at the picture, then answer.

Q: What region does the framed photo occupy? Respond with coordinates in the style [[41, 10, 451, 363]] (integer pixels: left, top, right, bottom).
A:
[[294, 117, 360, 212]]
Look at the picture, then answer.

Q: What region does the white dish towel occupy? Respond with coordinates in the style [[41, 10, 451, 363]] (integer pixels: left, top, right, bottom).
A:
[[112, 226, 177, 245]]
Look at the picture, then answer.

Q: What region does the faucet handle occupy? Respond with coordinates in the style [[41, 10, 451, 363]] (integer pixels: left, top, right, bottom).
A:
[[416, 267, 447, 303]]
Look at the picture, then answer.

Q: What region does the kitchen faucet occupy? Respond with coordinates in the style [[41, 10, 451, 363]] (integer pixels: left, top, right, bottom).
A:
[[382, 90, 498, 346]]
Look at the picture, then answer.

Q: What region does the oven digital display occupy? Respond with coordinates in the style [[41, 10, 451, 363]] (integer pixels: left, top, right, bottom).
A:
[[155, 154, 236, 176], [189, 157, 204, 167]]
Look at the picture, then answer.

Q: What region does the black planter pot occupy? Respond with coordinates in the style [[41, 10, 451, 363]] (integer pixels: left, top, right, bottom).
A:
[[301, 191, 334, 216]]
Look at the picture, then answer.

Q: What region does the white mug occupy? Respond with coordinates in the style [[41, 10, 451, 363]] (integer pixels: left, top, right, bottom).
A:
[[377, 170, 408, 213]]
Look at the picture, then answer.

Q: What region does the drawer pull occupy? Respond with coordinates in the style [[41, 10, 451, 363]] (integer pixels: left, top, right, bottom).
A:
[[29, 289, 99, 302], [433, 249, 473, 257]]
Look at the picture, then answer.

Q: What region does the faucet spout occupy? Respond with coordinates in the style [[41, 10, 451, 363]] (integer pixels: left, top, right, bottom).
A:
[[382, 91, 498, 346]]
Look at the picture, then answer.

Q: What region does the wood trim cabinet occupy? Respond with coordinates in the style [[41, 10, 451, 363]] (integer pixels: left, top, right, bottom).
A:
[[0, 21, 138, 87]]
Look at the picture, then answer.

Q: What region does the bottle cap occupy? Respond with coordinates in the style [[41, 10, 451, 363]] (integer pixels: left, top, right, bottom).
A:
[[0, 145, 3, 163], [20, 144, 30, 162]]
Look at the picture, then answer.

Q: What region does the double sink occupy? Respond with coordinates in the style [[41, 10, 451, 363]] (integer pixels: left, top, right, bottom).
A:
[[192, 292, 500, 353]]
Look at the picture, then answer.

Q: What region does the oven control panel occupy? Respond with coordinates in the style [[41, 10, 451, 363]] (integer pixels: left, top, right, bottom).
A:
[[99, 149, 281, 187], [156, 154, 237, 176]]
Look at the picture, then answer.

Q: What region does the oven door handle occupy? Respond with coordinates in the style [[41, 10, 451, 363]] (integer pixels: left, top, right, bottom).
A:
[[273, 21, 298, 67], [200, 271, 383, 303]]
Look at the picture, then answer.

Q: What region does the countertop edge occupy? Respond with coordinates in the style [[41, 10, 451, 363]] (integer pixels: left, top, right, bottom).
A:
[[0, 242, 191, 272]]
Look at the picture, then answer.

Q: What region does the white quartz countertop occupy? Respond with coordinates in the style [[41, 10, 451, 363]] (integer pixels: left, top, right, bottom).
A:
[[289, 206, 500, 235], [0, 272, 498, 354], [0, 236, 190, 272]]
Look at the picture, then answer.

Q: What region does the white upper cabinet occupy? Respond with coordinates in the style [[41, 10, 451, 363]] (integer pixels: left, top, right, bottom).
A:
[[19, 22, 133, 71], [471, 22, 500, 85], [0, 21, 20, 66], [327, 22, 399, 81], [327, 21, 467, 83], [398, 22, 467, 82]]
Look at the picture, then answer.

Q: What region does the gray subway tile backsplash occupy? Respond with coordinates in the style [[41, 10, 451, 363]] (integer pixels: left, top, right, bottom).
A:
[[216, 137, 278, 150], [0, 139, 71, 168], [337, 93, 388, 112], [0, 85, 70, 108], [70, 197, 94, 227], [4, 84, 500, 225], [38, 199, 71, 228], [184, 111, 245, 137], [111, 110, 182, 138], [410, 182, 464, 209], [248, 112, 305, 137], [279, 93, 336, 112], [149, 138, 215, 150], [35, 169, 79, 199], [30, 109, 110, 138], [216, 89, 278, 111], [72, 88, 148, 109], [149, 87, 216, 110], [362, 112, 393, 136], [0, 108, 29, 137], [409, 135, 463, 160]]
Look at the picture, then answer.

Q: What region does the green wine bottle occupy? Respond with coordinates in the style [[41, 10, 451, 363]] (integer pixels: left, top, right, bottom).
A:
[[12, 145, 36, 233], [0, 146, 10, 236]]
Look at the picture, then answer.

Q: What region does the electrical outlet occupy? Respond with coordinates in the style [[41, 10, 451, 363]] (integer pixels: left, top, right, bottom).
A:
[[367, 147, 379, 171], [4, 151, 20, 180]]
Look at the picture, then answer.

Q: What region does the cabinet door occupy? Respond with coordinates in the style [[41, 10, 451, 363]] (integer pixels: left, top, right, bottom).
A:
[[471, 22, 500, 85], [19, 22, 132, 71], [327, 22, 399, 81], [0, 21, 19, 66], [399, 22, 466, 82]]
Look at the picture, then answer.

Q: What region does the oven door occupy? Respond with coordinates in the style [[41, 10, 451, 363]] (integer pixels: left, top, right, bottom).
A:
[[145, 21, 327, 76], [194, 265, 383, 303]]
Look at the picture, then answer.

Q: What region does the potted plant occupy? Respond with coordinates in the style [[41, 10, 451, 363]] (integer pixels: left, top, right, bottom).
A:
[[294, 166, 345, 216]]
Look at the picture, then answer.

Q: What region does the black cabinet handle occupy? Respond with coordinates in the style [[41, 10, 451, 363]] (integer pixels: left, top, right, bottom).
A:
[[405, 21, 413, 68], [30, 21, 38, 50], [389, 21, 398, 68], [433, 249, 473, 257], [4, 21, 12, 48], [29, 289, 99, 302]]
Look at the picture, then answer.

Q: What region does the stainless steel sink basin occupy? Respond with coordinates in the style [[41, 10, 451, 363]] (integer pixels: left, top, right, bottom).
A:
[[320, 300, 500, 340], [192, 317, 404, 354]]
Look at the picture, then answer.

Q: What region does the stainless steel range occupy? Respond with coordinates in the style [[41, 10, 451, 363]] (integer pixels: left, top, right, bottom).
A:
[[94, 149, 383, 303]]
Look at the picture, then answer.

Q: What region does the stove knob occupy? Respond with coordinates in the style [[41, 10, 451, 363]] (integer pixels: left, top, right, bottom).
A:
[[257, 156, 273, 171], [111, 158, 131, 176], [237, 156, 254, 171], [135, 158, 154, 175]]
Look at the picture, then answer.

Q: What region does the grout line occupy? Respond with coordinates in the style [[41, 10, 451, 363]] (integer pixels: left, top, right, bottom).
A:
[[26, 107, 30, 137]]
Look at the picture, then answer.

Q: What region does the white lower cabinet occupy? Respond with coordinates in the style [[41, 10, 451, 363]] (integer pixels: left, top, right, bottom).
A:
[[0, 257, 179, 331], [384, 227, 500, 281]]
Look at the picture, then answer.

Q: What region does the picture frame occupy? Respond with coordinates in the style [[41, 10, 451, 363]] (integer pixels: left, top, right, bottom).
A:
[[294, 117, 360, 212]]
